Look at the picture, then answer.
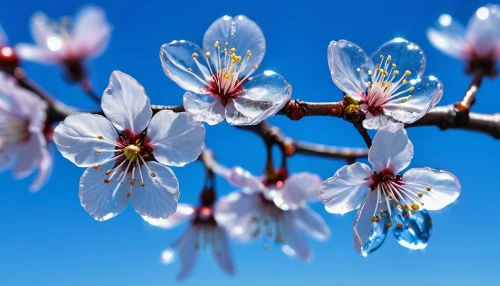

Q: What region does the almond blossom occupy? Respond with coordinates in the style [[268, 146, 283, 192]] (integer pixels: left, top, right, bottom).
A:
[[213, 163, 330, 261], [427, 5, 500, 77], [160, 15, 292, 126], [16, 6, 111, 81], [319, 125, 461, 257], [144, 204, 234, 280], [53, 70, 205, 221], [0, 72, 52, 192], [328, 38, 442, 129]]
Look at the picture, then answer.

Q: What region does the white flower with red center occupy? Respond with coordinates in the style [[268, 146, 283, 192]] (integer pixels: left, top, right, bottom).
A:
[[53, 70, 205, 221], [427, 5, 500, 77], [15, 6, 111, 81], [0, 71, 52, 192], [328, 38, 442, 129], [144, 204, 234, 280], [319, 124, 461, 257], [213, 164, 330, 261], [160, 15, 292, 126]]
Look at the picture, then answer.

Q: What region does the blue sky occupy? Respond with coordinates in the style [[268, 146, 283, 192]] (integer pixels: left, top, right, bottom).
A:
[[1, 0, 499, 285]]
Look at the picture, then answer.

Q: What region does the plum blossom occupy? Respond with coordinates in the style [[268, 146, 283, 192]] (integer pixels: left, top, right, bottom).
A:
[[53, 70, 205, 221], [319, 124, 461, 257], [427, 5, 500, 77], [160, 15, 292, 126], [144, 204, 234, 280], [16, 6, 111, 81], [328, 38, 442, 129], [213, 164, 330, 261], [0, 71, 52, 192]]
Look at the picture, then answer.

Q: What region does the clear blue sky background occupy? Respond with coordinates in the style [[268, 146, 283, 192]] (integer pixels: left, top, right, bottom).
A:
[[1, 0, 499, 285]]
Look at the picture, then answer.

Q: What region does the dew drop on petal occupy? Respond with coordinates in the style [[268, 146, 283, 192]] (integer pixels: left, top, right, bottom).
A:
[[438, 14, 452, 27], [392, 207, 432, 250], [282, 245, 296, 257]]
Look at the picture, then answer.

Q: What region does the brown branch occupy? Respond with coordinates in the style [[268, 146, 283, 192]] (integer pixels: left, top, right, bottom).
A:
[[353, 122, 372, 148], [455, 72, 484, 113]]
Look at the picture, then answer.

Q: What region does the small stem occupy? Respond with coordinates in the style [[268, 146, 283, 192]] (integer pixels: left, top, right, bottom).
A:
[[353, 122, 372, 148], [456, 72, 484, 112], [80, 79, 101, 104]]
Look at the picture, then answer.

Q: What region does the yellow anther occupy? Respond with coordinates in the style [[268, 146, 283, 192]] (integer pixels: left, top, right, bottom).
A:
[[386, 55, 392, 62], [124, 145, 141, 162], [387, 222, 392, 228], [418, 192, 423, 198], [402, 204, 409, 211], [383, 70, 389, 76], [214, 41, 220, 48], [368, 70, 373, 75], [400, 98, 407, 103], [367, 82, 372, 88], [409, 87, 415, 92], [405, 70, 411, 76], [104, 179, 110, 184], [397, 223, 403, 229], [192, 52, 199, 59], [130, 179, 135, 185], [403, 79, 407, 84], [246, 50, 251, 57], [105, 170, 111, 176], [151, 173, 156, 178], [253, 65, 258, 70], [97, 136, 103, 140], [230, 48, 236, 54], [411, 203, 420, 211], [392, 63, 397, 68], [376, 216, 381, 222], [426, 186, 431, 191], [380, 209, 385, 214], [140, 182, 145, 187], [205, 52, 211, 58], [371, 216, 377, 222], [95, 150, 101, 154], [224, 74, 232, 80], [93, 165, 99, 170], [224, 42, 228, 48], [408, 95, 413, 100], [126, 193, 131, 198], [394, 70, 399, 75], [379, 55, 384, 59]]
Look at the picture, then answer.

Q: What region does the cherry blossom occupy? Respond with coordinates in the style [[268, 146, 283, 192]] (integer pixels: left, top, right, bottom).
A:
[[427, 5, 500, 77], [328, 38, 442, 129], [144, 204, 234, 280], [160, 15, 292, 126], [213, 163, 330, 261], [16, 6, 111, 81], [319, 124, 460, 256], [53, 70, 205, 221], [0, 71, 52, 192]]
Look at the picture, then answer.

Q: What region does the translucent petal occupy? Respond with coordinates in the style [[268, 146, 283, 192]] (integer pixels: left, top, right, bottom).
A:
[[30, 12, 53, 49], [160, 41, 211, 94], [147, 110, 205, 167], [466, 5, 500, 56], [183, 92, 226, 125], [384, 76, 443, 124], [212, 162, 266, 192], [203, 15, 265, 76], [402, 167, 461, 211], [143, 204, 195, 229], [281, 214, 311, 261], [211, 228, 234, 275], [173, 226, 199, 281], [71, 6, 111, 58], [12, 133, 44, 179], [29, 146, 53, 192], [226, 71, 292, 126], [320, 163, 372, 214], [427, 14, 467, 59], [78, 162, 130, 221], [328, 40, 372, 100], [371, 38, 426, 78], [101, 71, 152, 133], [280, 172, 322, 209], [292, 206, 330, 241], [391, 204, 432, 250], [352, 190, 389, 257], [369, 125, 413, 173], [130, 162, 179, 219], [15, 44, 58, 64], [53, 113, 118, 167], [362, 113, 397, 130]]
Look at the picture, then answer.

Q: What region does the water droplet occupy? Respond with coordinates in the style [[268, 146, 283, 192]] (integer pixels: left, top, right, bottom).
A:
[[392, 206, 432, 250]]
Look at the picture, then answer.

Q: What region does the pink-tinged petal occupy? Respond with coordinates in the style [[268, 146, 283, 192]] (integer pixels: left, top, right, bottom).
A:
[[147, 110, 205, 167], [362, 113, 397, 130], [12, 133, 44, 179], [402, 167, 461, 210], [212, 162, 265, 192], [226, 71, 292, 126], [143, 203, 195, 229], [79, 162, 130, 221], [371, 38, 426, 78], [71, 6, 111, 58], [320, 162, 372, 214], [369, 125, 413, 173], [279, 172, 322, 210], [384, 76, 443, 124], [353, 189, 389, 257], [281, 215, 312, 261], [30, 12, 52, 48], [292, 206, 330, 241], [29, 146, 53, 192], [102, 71, 152, 133], [160, 41, 211, 94], [427, 14, 467, 59], [15, 44, 59, 64], [466, 5, 500, 57], [211, 228, 234, 275], [183, 92, 226, 125], [328, 40, 372, 100], [203, 15, 265, 76], [130, 162, 179, 219], [0, 25, 8, 46], [174, 226, 199, 281], [53, 113, 118, 167]]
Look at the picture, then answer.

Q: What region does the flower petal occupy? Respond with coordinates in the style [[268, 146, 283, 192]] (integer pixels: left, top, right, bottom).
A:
[[160, 41, 211, 93], [371, 38, 426, 78], [147, 110, 205, 167], [12, 133, 44, 179], [143, 203, 195, 229], [280, 172, 322, 209], [183, 92, 226, 125], [466, 5, 500, 57], [79, 162, 130, 221], [391, 205, 432, 250], [29, 12, 53, 49], [173, 226, 199, 281], [293, 206, 330, 241], [71, 6, 111, 58], [211, 228, 234, 275], [369, 125, 413, 173], [212, 162, 266, 192], [427, 14, 467, 59], [281, 215, 312, 261], [101, 71, 152, 133], [203, 15, 265, 76], [352, 189, 389, 257], [15, 44, 59, 64], [130, 162, 179, 219], [53, 113, 118, 167], [320, 163, 372, 214], [402, 167, 461, 210], [328, 40, 372, 100], [362, 113, 397, 130], [384, 76, 443, 124], [29, 146, 53, 192], [226, 71, 292, 126]]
